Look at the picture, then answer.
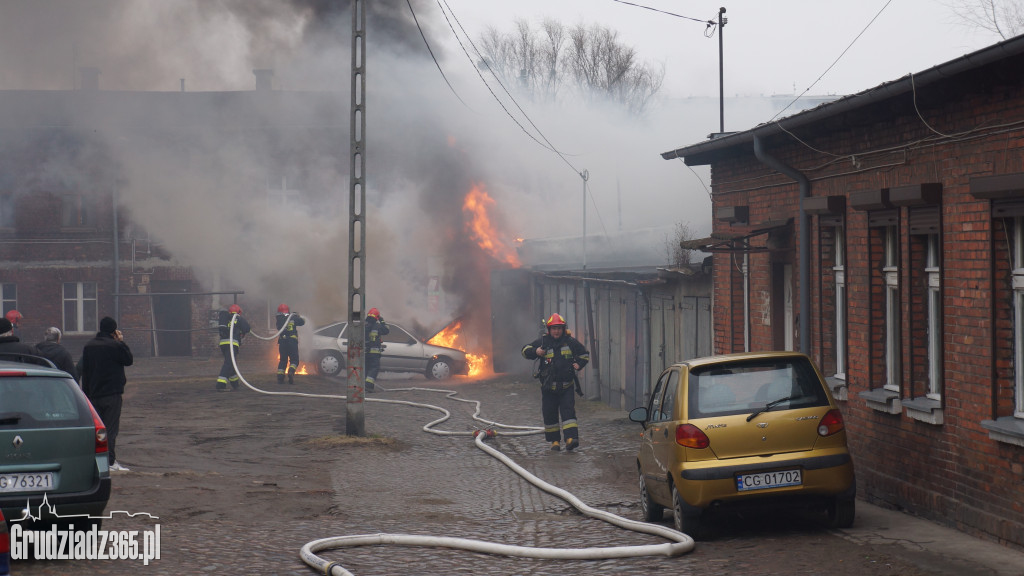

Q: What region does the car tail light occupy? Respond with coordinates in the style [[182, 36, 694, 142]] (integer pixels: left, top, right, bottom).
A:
[[0, 370, 27, 377], [818, 409, 845, 437], [87, 400, 109, 454], [676, 423, 711, 449]]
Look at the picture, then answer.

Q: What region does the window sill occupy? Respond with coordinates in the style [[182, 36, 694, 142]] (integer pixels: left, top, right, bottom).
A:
[[826, 376, 847, 401], [980, 417, 1024, 448], [903, 397, 943, 425], [858, 388, 901, 414]]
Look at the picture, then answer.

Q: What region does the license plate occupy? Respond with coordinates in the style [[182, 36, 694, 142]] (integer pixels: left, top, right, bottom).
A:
[[736, 469, 802, 492], [0, 472, 55, 493]]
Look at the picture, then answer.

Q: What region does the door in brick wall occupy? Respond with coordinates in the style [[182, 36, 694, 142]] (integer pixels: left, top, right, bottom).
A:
[[151, 280, 192, 356]]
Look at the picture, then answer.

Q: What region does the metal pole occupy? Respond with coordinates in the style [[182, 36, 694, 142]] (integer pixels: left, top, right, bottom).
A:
[[346, 0, 367, 436], [581, 169, 589, 270], [718, 7, 726, 134]]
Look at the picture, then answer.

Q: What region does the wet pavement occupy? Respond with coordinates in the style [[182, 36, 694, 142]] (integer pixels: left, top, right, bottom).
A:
[[8, 356, 1024, 575]]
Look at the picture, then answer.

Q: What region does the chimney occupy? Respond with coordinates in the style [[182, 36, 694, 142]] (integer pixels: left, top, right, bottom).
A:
[[253, 69, 274, 91], [80, 67, 101, 91]]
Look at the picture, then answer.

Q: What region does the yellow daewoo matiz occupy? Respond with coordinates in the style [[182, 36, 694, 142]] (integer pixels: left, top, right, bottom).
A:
[[628, 351, 855, 538]]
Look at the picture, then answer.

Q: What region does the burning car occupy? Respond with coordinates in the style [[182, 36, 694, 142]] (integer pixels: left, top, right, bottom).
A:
[[310, 321, 469, 380]]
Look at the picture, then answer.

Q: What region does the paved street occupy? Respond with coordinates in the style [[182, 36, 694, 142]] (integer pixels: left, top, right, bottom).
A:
[[8, 357, 1024, 575]]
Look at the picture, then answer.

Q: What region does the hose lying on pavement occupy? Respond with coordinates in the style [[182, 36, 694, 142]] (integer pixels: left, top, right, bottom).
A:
[[226, 317, 695, 575]]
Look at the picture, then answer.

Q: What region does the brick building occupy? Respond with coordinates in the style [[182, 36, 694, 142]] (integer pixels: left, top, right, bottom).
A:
[[662, 36, 1024, 548], [0, 69, 344, 359]]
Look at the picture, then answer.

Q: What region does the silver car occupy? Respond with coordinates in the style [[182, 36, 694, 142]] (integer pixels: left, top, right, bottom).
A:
[[310, 321, 469, 380]]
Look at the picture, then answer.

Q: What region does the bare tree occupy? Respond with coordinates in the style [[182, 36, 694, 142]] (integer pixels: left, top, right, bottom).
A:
[[477, 19, 664, 115], [946, 0, 1024, 39], [666, 221, 695, 268]]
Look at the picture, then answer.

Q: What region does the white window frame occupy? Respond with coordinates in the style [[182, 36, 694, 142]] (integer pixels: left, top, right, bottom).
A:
[[833, 226, 846, 380], [266, 174, 303, 209], [1013, 218, 1024, 417], [925, 234, 942, 400], [884, 225, 901, 392], [62, 281, 98, 334], [1, 283, 16, 317]]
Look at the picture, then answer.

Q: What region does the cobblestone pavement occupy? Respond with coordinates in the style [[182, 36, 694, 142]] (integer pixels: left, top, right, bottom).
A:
[[8, 357, 1024, 575]]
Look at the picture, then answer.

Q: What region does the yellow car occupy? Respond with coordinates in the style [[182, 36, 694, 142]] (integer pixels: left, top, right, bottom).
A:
[[629, 351, 855, 537]]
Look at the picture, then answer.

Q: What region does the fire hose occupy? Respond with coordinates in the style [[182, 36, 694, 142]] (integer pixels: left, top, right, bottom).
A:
[[226, 315, 695, 574]]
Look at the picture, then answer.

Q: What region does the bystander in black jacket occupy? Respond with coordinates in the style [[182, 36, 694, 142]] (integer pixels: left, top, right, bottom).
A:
[[79, 324, 134, 399], [0, 317, 37, 358]]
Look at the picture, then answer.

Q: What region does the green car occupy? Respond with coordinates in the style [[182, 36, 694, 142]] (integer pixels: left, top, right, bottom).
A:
[[0, 358, 111, 526]]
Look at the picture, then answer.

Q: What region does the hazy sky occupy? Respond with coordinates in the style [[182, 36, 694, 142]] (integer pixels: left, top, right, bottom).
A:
[[443, 0, 999, 99], [0, 0, 1008, 332]]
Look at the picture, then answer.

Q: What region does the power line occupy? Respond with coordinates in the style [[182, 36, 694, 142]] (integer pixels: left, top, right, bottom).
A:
[[609, 0, 717, 25], [769, 0, 894, 123], [405, 0, 470, 109], [436, 0, 582, 175]]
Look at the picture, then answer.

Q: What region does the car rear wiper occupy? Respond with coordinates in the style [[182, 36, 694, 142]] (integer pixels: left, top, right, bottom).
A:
[[0, 415, 22, 425], [746, 396, 795, 422]]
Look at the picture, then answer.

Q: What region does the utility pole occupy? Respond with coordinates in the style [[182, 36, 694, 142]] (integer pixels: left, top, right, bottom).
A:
[[718, 7, 727, 134], [581, 169, 589, 270], [346, 0, 367, 436]]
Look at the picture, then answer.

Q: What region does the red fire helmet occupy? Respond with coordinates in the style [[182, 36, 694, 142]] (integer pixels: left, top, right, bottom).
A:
[[367, 307, 381, 320], [4, 309, 21, 324], [546, 313, 567, 328], [228, 304, 243, 314], [277, 303, 290, 314]]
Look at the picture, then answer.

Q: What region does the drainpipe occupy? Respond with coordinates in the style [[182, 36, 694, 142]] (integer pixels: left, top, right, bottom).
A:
[[753, 134, 810, 353], [112, 183, 120, 323]]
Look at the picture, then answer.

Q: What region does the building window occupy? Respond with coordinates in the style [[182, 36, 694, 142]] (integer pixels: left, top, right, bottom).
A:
[[0, 195, 13, 228], [833, 226, 847, 379], [1014, 218, 1024, 417], [925, 234, 942, 399], [61, 195, 93, 228], [63, 282, 97, 334], [267, 174, 303, 209], [884, 225, 901, 392], [1, 283, 16, 317]]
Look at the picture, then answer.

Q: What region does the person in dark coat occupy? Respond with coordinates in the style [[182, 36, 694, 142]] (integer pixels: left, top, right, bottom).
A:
[[521, 313, 590, 452], [36, 326, 77, 377], [78, 316, 134, 472], [275, 304, 306, 385], [0, 317, 37, 358]]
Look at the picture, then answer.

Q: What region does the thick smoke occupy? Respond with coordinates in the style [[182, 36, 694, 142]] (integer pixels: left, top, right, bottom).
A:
[[0, 0, 712, 354]]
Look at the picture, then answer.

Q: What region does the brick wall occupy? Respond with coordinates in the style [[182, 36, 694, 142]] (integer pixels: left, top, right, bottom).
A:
[[704, 64, 1024, 546]]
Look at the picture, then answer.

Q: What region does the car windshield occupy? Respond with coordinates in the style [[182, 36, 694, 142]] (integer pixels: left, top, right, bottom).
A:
[[0, 377, 90, 427], [689, 357, 829, 418]]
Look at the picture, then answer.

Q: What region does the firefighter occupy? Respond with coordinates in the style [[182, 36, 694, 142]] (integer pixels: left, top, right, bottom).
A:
[[275, 303, 306, 385], [216, 304, 250, 391], [364, 307, 389, 393], [521, 313, 590, 451], [5, 310, 22, 339]]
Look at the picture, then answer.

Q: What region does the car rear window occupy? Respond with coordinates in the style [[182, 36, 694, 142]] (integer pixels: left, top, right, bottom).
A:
[[689, 357, 829, 418], [0, 377, 91, 428]]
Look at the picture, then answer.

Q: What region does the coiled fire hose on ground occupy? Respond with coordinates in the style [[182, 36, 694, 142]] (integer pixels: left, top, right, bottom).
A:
[[228, 315, 695, 574]]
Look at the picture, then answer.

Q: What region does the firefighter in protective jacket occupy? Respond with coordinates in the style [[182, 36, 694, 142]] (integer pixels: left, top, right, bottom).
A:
[[522, 313, 589, 451], [275, 303, 306, 384], [364, 307, 389, 392], [217, 304, 251, 391]]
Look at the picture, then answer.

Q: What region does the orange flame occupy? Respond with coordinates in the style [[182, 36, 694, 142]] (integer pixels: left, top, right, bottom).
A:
[[428, 320, 489, 378], [463, 184, 521, 267]]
